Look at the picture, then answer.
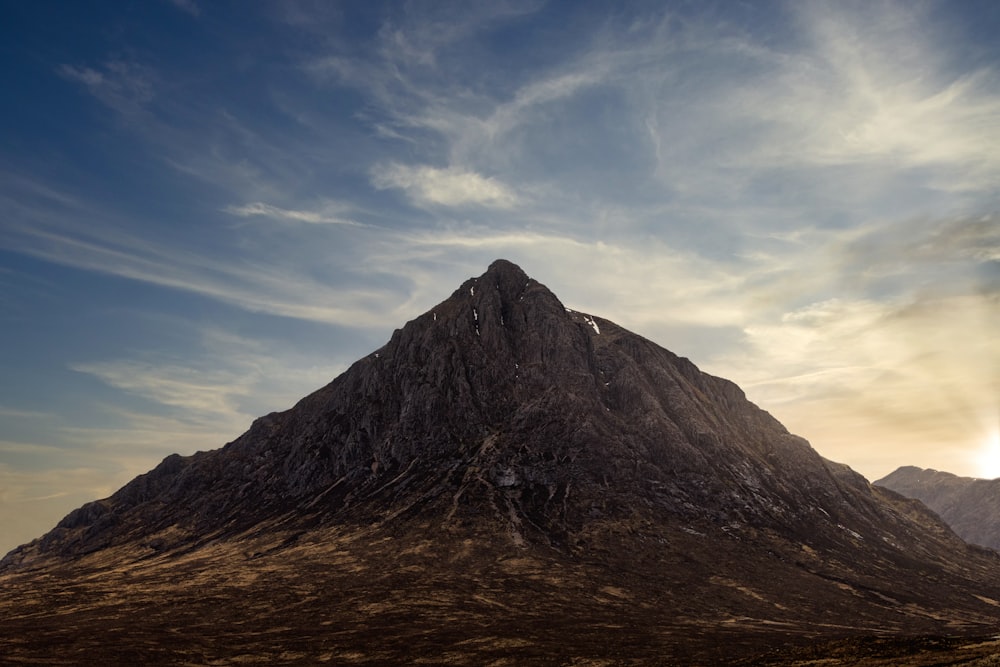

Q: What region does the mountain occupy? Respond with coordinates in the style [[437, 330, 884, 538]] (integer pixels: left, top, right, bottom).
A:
[[876, 465, 1000, 550], [3, 259, 1000, 665]]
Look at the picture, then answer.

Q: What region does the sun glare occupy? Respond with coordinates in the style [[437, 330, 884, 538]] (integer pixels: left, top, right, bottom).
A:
[[974, 428, 1000, 480]]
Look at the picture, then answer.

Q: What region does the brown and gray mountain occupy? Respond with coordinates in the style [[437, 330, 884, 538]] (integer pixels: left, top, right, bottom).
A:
[[876, 465, 1000, 551], [3, 259, 1000, 665]]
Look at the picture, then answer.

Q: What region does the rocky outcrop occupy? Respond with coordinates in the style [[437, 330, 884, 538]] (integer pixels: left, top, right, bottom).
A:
[[876, 465, 1000, 550]]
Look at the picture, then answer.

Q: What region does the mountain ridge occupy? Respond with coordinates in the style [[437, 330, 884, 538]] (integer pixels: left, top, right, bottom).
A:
[[876, 465, 1000, 550]]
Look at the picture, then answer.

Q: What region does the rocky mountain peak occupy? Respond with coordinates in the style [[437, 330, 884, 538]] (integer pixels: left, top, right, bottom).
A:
[[0, 260, 947, 564], [4, 260, 1000, 664]]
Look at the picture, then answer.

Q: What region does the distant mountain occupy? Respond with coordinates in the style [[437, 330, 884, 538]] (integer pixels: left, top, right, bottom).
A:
[[876, 465, 1000, 550], [3, 259, 1000, 665]]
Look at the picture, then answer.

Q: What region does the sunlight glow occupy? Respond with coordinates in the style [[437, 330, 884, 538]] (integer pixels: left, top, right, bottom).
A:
[[974, 428, 1000, 480]]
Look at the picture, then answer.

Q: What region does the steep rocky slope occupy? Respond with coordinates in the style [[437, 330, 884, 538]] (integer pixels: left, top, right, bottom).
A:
[[876, 465, 1000, 550], [3, 259, 1000, 665]]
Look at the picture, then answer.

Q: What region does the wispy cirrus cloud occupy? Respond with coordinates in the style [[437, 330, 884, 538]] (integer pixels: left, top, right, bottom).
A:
[[224, 201, 363, 226], [70, 360, 254, 419], [301, 0, 997, 253], [71, 325, 349, 426], [167, 0, 200, 17], [58, 60, 156, 117], [790, 2, 1000, 175], [638, 1, 1000, 196], [0, 195, 396, 329], [17, 226, 399, 326]]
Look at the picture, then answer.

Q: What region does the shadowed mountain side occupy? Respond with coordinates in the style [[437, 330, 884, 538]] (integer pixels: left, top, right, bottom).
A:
[[876, 465, 1000, 551], [3, 259, 1000, 665]]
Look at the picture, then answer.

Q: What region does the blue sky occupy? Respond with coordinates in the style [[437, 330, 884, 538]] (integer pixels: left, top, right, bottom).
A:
[[1, 0, 998, 555]]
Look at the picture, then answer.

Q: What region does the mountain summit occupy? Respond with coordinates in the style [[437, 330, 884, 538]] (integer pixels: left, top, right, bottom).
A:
[[876, 465, 1000, 550], [3, 260, 1000, 665]]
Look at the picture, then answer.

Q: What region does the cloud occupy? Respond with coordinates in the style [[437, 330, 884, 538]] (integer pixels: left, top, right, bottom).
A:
[[700, 206, 1000, 481], [58, 60, 156, 116], [0, 407, 55, 421], [794, 2, 1000, 171], [168, 0, 200, 17], [0, 176, 400, 328], [71, 326, 350, 427], [371, 163, 519, 208], [70, 360, 254, 419], [300, 0, 996, 249], [836, 214, 1000, 287], [305, 4, 611, 189], [722, 292, 999, 478], [13, 226, 387, 325], [702, 1, 1000, 191], [224, 201, 363, 226], [418, 66, 611, 167], [375, 0, 544, 68], [0, 461, 126, 555]]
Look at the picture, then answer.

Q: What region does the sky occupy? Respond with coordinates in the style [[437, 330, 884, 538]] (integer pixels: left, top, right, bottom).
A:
[[0, 0, 997, 556]]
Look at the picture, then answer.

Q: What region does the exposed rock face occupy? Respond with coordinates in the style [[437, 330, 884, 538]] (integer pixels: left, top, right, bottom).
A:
[[876, 465, 1000, 550], [3, 259, 1000, 665]]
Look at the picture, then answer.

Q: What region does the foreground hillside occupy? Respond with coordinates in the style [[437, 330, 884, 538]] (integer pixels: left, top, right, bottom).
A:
[[3, 521, 1000, 665]]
